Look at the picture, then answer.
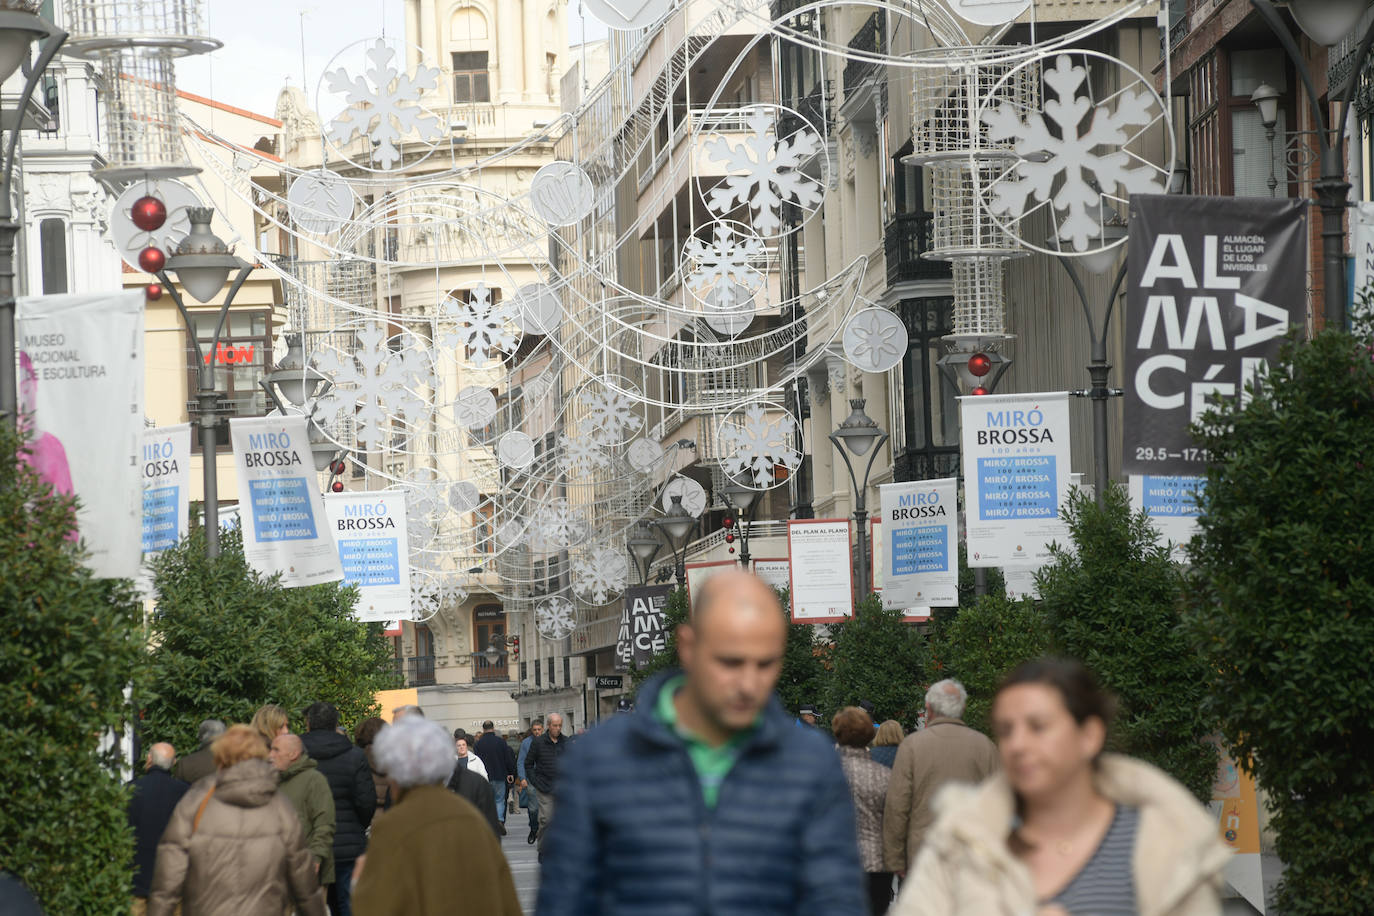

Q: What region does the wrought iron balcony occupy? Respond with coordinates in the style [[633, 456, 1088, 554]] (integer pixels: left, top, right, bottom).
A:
[[885, 213, 952, 286], [844, 12, 886, 91], [406, 655, 436, 687]]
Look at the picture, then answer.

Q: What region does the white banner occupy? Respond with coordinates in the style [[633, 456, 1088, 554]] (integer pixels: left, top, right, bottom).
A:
[[142, 423, 191, 554], [880, 478, 959, 610], [17, 291, 145, 578], [1129, 473, 1205, 562], [961, 392, 1072, 567], [229, 416, 342, 587], [1352, 201, 1374, 318], [787, 519, 853, 622], [323, 490, 411, 621]]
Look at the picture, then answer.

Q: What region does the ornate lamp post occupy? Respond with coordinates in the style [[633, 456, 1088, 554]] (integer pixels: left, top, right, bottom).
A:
[[651, 494, 696, 586], [627, 523, 662, 584], [720, 480, 760, 569], [828, 399, 888, 602]]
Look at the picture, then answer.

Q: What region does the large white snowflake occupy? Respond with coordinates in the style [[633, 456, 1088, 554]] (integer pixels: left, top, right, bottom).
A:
[[409, 571, 441, 622], [313, 321, 432, 448], [533, 498, 587, 550], [440, 283, 520, 367], [324, 40, 443, 170], [536, 596, 577, 641], [559, 433, 608, 476], [439, 573, 469, 608], [704, 112, 825, 235], [982, 54, 1165, 251], [719, 404, 802, 488], [684, 222, 764, 301], [572, 544, 629, 605], [579, 386, 643, 445]]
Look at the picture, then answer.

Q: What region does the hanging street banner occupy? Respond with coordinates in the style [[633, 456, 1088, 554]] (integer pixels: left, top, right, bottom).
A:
[[1129, 473, 1206, 561], [229, 415, 343, 587], [142, 423, 191, 555], [323, 490, 411, 621], [787, 519, 854, 622], [1125, 194, 1306, 479], [16, 291, 145, 579], [1353, 201, 1374, 319], [616, 584, 671, 670], [879, 478, 958, 611], [960, 392, 1072, 568]]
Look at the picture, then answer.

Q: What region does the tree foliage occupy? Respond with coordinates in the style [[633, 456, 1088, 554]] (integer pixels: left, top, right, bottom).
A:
[[1186, 327, 1374, 915], [0, 425, 147, 913], [1036, 484, 1217, 801], [928, 594, 1049, 735], [142, 525, 398, 752], [822, 596, 929, 730]]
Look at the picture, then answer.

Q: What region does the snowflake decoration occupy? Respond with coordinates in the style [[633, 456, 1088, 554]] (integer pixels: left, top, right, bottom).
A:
[[704, 111, 825, 236], [579, 386, 643, 445], [982, 54, 1165, 251], [439, 574, 469, 608], [719, 404, 802, 488], [559, 433, 608, 476], [313, 321, 432, 448], [534, 498, 587, 550], [842, 307, 908, 374], [535, 596, 577, 641], [572, 544, 629, 605], [683, 222, 765, 302], [440, 283, 520, 367], [409, 571, 441, 622], [324, 40, 443, 170]]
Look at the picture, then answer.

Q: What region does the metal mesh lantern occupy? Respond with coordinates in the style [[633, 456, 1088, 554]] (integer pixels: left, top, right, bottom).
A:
[[950, 258, 1009, 338], [909, 48, 1040, 164], [96, 46, 198, 179], [927, 162, 1024, 260], [61, 0, 218, 56]]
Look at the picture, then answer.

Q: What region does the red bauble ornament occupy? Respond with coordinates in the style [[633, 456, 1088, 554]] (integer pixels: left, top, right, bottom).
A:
[[131, 195, 167, 231], [725, 532, 735, 543], [331, 480, 345, 493], [967, 352, 992, 377], [728, 547, 736, 554], [722, 516, 734, 528], [138, 246, 166, 273], [971, 385, 989, 396], [329, 459, 347, 476], [145, 283, 163, 301]]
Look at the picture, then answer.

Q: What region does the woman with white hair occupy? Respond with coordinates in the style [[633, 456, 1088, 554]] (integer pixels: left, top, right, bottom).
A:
[[350, 717, 521, 916]]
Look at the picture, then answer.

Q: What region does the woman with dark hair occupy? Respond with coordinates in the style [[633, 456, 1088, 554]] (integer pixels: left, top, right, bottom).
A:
[[891, 658, 1229, 916], [833, 706, 895, 915]]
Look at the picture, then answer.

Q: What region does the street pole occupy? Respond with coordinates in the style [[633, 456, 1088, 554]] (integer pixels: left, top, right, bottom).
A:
[[829, 400, 888, 608], [853, 490, 870, 600]]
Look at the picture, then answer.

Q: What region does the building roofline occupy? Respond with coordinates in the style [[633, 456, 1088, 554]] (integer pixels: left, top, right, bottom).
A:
[[176, 88, 283, 128]]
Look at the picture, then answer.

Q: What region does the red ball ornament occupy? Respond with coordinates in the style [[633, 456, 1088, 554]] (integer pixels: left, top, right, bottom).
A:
[[329, 458, 347, 476], [131, 195, 167, 232], [722, 516, 734, 528], [967, 352, 992, 378], [971, 385, 989, 396], [138, 246, 166, 273], [331, 480, 345, 493], [725, 532, 735, 543], [145, 282, 163, 301], [728, 547, 736, 554]]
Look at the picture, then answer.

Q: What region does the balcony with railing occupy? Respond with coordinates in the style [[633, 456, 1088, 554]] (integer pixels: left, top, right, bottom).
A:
[[885, 213, 952, 286], [405, 655, 436, 687], [843, 13, 886, 92]]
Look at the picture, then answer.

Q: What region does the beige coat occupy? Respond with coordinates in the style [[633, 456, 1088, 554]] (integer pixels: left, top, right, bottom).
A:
[[148, 759, 327, 916], [891, 754, 1232, 916], [882, 716, 1000, 872]]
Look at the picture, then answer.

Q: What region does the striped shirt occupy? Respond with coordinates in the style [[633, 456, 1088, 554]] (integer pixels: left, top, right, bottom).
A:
[[1045, 804, 1140, 915]]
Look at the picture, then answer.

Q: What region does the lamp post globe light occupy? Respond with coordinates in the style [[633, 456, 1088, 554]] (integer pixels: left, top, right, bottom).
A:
[[651, 493, 697, 586], [627, 522, 662, 584], [156, 207, 254, 559], [0, 3, 65, 427], [828, 399, 888, 604], [720, 479, 760, 569]]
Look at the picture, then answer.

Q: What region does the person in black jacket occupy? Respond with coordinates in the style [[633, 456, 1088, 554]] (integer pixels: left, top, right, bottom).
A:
[[526, 712, 568, 856], [447, 755, 504, 836], [473, 720, 518, 830], [300, 702, 375, 916], [128, 742, 189, 909]]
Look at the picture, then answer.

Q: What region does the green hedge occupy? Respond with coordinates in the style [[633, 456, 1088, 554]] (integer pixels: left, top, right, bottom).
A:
[[928, 594, 1049, 736]]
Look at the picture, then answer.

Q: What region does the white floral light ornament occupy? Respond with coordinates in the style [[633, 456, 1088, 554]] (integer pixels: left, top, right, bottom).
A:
[[703, 108, 826, 238], [572, 543, 629, 605], [440, 282, 520, 368], [312, 321, 434, 450], [454, 385, 497, 429], [626, 438, 664, 473], [497, 431, 536, 469], [535, 595, 577, 641], [287, 170, 356, 236], [530, 161, 595, 226], [718, 403, 802, 489], [842, 307, 908, 373], [323, 40, 443, 171]]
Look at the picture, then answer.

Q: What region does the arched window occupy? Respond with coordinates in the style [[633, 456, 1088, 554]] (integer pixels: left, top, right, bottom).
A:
[[473, 604, 507, 682], [449, 7, 490, 102]]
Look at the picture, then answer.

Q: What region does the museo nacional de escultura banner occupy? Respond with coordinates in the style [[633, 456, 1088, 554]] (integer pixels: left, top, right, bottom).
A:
[[1125, 194, 1306, 541], [229, 415, 343, 587], [16, 291, 145, 579]]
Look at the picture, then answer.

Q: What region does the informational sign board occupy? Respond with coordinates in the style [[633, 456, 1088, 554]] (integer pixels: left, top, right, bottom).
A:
[[16, 291, 146, 578], [141, 423, 191, 555], [685, 560, 736, 609], [880, 478, 959, 611], [787, 519, 854, 623], [960, 392, 1072, 567], [753, 558, 790, 592], [323, 490, 411, 621], [229, 415, 343, 587]]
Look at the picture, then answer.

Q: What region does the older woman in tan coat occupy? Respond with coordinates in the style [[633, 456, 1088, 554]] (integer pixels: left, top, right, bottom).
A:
[[148, 725, 326, 916], [893, 659, 1230, 916]]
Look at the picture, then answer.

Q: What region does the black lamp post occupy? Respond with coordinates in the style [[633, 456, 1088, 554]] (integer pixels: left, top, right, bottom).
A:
[[156, 207, 252, 559], [0, 6, 65, 427], [828, 399, 888, 603], [720, 480, 760, 569], [651, 494, 696, 586], [627, 522, 662, 584]]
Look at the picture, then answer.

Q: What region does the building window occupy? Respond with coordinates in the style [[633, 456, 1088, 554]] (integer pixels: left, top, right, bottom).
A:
[[452, 51, 491, 103], [408, 623, 436, 687], [473, 498, 494, 553], [474, 604, 507, 682], [39, 218, 68, 294], [186, 309, 272, 452], [563, 656, 570, 687], [546, 656, 554, 687], [520, 660, 527, 682], [893, 297, 961, 482], [534, 656, 541, 687]]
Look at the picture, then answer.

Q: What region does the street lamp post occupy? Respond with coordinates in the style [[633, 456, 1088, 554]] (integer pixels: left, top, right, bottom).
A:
[[0, 6, 66, 427], [1249, 0, 1374, 330], [156, 207, 252, 559], [651, 494, 696, 586], [720, 480, 760, 569], [828, 399, 888, 603]]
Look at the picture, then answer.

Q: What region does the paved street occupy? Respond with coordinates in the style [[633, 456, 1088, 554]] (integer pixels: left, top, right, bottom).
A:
[[499, 810, 541, 913]]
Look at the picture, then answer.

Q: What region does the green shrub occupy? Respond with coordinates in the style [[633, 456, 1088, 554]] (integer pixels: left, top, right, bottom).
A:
[[1186, 327, 1374, 915], [141, 525, 398, 752], [928, 593, 1049, 735], [0, 424, 147, 913], [822, 596, 929, 730]]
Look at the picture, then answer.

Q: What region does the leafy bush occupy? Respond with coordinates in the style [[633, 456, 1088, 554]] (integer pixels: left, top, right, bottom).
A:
[[928, 593, 1049, 735], [1186, 327, 1374, 915], [0, 424, 147, 913], [1036, 484, 1217, 801], [822, 596, 929, 729], [141, 525, 398, 752]]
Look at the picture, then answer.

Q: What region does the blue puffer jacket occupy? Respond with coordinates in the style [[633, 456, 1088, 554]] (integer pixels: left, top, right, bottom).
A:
[[535, 670, 866, 916]]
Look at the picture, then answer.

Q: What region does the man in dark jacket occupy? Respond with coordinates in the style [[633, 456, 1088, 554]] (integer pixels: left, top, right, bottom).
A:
[[447, 753, 504, 836], [473, 720, 518, 830], [535, 570, 865, 916], [300, 702, 375, 916], [128, 742, 189, 910], [526, 711, 568, 855], [171, 719, 223, 784]]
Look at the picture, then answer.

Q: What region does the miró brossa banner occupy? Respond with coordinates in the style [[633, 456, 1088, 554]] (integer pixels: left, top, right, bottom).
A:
[[1125, 195, 1306, 545], [960, 392, 1072, 567], [323, 490, 411, 622], [142, 423, 191, 555], [16, 291, 146, 578], [229, 415, 343, 587], [879, 478, 958, 611]]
